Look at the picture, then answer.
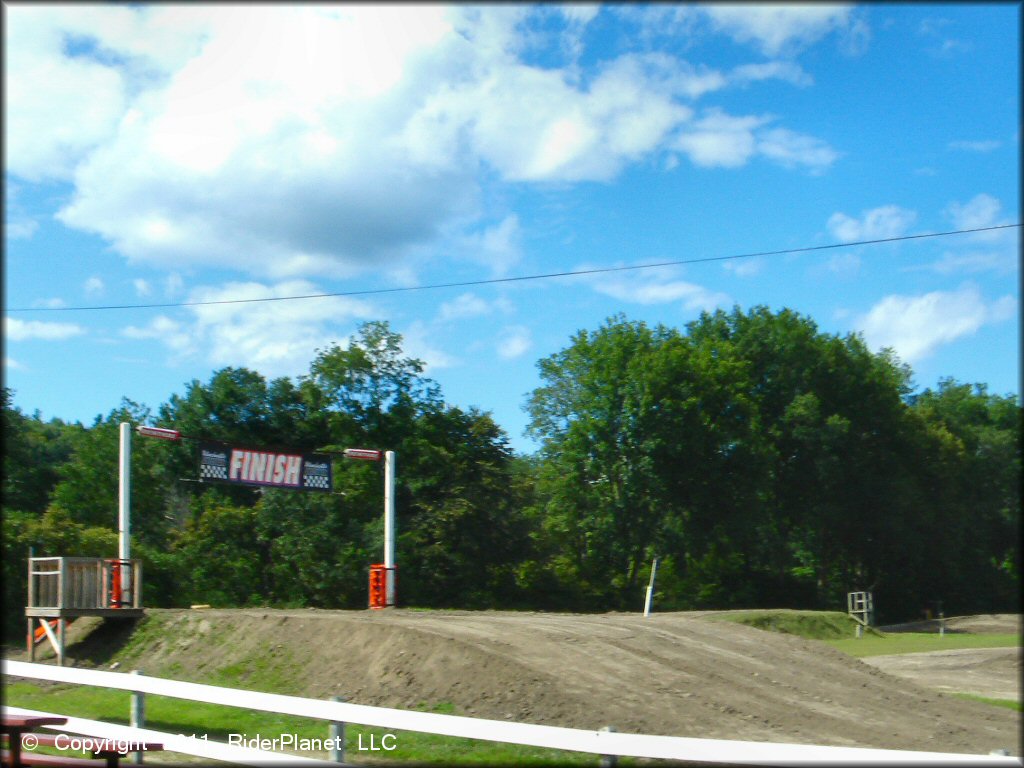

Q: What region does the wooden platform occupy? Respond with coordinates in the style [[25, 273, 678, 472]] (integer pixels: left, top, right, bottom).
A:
[[25, 608, 144, 619], [26, 557, 144, 666]]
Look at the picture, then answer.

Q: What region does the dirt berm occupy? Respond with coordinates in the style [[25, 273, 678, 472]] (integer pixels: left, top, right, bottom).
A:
[[26, 609, 1023, 757]]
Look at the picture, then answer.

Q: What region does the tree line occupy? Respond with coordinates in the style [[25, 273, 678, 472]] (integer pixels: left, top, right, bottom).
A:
[[3, 310, 1019, 641]]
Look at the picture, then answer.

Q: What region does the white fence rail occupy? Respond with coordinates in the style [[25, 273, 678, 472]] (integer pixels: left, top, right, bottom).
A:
[[4, 660, 1019, 766]]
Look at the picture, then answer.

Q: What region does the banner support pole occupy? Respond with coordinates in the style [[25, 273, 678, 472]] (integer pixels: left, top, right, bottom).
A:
[[118, 422, 132, 602], [384, 450, 396, 606]]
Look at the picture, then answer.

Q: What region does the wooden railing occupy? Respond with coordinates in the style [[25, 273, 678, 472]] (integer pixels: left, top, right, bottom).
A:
[[27, 558, 141, 611]]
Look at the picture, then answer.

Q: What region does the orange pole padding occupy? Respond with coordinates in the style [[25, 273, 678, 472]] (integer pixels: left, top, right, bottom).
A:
[[109, 559, 122, 608], [368, 563, 387, 609]]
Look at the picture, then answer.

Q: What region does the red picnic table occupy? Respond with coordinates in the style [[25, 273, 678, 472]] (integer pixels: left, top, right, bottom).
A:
[[2, 715, 67, 768], [1, 714, 163, 768]]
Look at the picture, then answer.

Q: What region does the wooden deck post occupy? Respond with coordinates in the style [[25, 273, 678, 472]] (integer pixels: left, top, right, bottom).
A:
[[57, 617, 65, 667]]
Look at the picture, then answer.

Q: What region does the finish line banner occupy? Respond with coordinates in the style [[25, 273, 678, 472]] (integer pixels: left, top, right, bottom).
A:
[[199, 444, 332, 491]]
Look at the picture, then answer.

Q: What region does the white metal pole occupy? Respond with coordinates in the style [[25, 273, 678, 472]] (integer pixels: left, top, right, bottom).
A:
[[119, 422, 132, 598], [383, 450, 396, 606], [643, 556, 659, 617]]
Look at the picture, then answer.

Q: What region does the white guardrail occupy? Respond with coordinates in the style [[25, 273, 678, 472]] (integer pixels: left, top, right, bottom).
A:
[[4, 660, 1020, 766]]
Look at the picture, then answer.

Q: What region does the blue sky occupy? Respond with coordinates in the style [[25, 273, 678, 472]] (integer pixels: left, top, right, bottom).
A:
[[4, 4, 1020, 454]]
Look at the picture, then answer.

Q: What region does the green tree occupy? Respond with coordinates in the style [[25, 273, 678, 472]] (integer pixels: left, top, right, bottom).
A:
[[2, 388, 80, 514], [527, 316, 679, 607], [398, 406, 533, 608], [172, 500, 264, 606], [525, 307, 960, 619], [908, 380, 1021, 613], [49, 400, 173, 548]]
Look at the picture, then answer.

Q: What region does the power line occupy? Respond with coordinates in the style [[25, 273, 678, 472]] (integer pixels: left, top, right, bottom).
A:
[[6, 223, 1019, 314]]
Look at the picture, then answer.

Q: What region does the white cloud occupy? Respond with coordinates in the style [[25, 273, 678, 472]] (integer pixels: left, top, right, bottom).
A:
[[164, 273, 185, 297], [84, 277, 105, 296], [4, 7, 127, 181], [756, 127, 838, 173], [948, 140, 1001, 153], [5, 318, 86, 341], [6, 217, 39, 239], [497, 325, 532, 360], [558, 5, 600, 26], [926, 250, 1018, 275], [730, 61, 813, 87], [463, 51, 694, 182], [840, 16, 872, 56], [121, 315, 191, 352], [827, 205, 917, 242], [702, 5, 858, 56], [438, 293, 513, 322], [458, 215, 523, 276], [439, 293, 492, 322], [5, 358, 26, 371], [187, 281, 375, 376], [918, 16, 971, 57], [4, 3, 213, 180], [35, 6, 716, 282], [133, 279, 152, 297], [32, 298, 67, 309], [11, 6, 850, 288], [674, 111, 837, 173], [4, 183, 39, 239], [825, 252, 861, 276], [674, 110, 767, 168], [723, 258, 764, 278], [592, 268, 730, 312], [909, 194, 1019, 273], [858, 284, 1017, 363], [123, 280, 375, 376], [945, 193, 1004, 232]]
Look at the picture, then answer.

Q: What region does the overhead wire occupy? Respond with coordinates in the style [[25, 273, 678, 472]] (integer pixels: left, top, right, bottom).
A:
[[5, 223, 1019, 314]]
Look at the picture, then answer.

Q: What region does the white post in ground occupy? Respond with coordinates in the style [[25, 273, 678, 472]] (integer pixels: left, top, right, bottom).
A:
[[384, 450, 397, 606], [119, 422, 132, 599], [643, 556, 659, 617], [329, 695, 346, 762], [130, 669, 145, 764]]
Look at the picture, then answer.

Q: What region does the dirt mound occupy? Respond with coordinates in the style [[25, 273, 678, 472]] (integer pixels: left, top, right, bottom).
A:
[[863, 647, 1021, 701], [13, 609, 1021, 757]]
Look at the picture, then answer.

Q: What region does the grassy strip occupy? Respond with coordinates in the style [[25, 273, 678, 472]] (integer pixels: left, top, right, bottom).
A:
[[705, 609, 881, 640], [3, 682, 615, 766], [950, 693, 1022, 712], [825, 633, 1020, 658], [705, 610, 1021, 658]]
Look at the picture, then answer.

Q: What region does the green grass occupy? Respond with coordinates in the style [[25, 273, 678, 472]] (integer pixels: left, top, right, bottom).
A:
[[704, 610, 1021, 659], [705, 609, 880, 640], [3, 682, 623, 766], [826, 632, 1021, 658], [951, 693, 1023, 712]]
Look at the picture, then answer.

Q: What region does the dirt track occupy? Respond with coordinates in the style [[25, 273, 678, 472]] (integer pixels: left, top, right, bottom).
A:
[[30, 608, 1016, 758], [862, 647, 1021, 701]]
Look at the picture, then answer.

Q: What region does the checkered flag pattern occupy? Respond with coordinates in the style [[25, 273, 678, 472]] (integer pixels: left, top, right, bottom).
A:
[[303, 471, 331, 490], [200, 462, 228, 481]]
